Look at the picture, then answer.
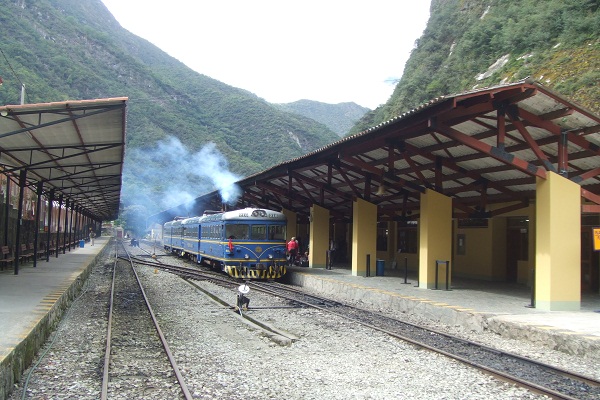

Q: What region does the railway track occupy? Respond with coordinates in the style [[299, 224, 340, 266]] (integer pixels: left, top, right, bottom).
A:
[[101, 241, 192, 400], [14, 239, 556, 399], [252, 281, 600, 400], [137, 242, 600, 399]]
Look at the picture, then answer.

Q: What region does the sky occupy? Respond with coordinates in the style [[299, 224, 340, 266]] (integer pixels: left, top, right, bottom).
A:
[[100, 1, 431, 109]]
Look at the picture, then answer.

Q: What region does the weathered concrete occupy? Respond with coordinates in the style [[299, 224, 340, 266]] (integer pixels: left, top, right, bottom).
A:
[[0, 238, 111, 400], [286, 267, 600, 359]]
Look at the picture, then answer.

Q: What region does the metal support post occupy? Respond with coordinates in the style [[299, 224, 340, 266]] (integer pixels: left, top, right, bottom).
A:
[[434, 260, 452, 291], [401, 257, 410, 284], [526, 268, 536, 308]]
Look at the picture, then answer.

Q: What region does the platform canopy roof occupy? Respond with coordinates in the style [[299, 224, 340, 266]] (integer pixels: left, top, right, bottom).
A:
[[150, 79, 600, 225], [0, 97, 127, 221]]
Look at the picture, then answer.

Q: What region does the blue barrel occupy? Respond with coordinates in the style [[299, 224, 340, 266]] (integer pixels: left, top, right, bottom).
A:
[[376, 259, 385, 276], [79, 240, 85, 248]]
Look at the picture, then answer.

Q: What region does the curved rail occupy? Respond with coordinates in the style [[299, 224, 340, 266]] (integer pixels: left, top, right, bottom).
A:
[[133, 245, 600, 398], [250, 281, 600, 400]]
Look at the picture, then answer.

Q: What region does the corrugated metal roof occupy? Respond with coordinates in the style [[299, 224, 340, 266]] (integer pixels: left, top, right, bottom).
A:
[[150, 79, 600, 224], [0, 98, 127, 220]]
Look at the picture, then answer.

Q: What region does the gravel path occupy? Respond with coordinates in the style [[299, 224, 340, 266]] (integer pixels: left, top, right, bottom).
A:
[[10, 247, 596, 399]]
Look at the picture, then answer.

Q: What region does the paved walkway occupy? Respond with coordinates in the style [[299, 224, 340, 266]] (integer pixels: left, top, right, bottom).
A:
[[0, 237, 109, 400]]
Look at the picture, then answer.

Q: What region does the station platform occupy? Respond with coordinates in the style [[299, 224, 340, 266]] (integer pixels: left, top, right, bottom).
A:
[[285, 264, 600, 359], [0, 237, 110, 400]]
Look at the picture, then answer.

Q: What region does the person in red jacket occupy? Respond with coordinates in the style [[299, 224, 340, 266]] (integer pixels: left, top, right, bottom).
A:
[[287, 237, 298, 266]]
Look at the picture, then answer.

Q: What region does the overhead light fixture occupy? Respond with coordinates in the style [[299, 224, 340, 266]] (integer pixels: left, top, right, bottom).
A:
[[376, 167, 390, 196]]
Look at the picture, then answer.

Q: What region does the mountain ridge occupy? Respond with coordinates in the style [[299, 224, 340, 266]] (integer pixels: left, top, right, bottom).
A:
[[2, 0, 598, 217], [351, 0, 599, 135], [275, 100, 370, 137], [0, 0, 343, 214]]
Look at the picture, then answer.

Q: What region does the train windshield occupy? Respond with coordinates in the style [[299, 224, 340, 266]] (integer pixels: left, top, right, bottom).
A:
[[225, 223, 286, 241], [250, 225, 267, 240], [269, 225, 286, 240], [225, 224, 249, 240]]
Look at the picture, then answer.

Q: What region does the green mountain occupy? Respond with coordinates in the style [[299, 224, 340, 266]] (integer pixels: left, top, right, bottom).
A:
[[276, 100, 370, 137], [3, 0, 597, 217], [0, 0, 340, 214], [352, 0, 599, 135]]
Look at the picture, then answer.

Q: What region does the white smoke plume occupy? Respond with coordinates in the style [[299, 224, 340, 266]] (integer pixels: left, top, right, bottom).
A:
[[123, 136, 242, 214]]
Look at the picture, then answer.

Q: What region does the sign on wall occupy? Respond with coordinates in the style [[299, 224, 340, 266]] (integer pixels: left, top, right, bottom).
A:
[[593, 227, 600, 251], [457, 218, 489, 228]]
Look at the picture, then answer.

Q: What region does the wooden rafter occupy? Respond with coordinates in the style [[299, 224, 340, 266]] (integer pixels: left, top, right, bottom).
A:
[[430, 118, 547, 179]]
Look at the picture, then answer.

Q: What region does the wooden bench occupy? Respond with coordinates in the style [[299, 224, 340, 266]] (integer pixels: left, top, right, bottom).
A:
[[0, 246, 14, 271], [20, 244, 34, 263], [36, 242, 46, 259]]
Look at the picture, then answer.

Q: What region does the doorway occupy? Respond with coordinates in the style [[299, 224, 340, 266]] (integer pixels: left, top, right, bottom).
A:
[[506, 217, 529, 283]]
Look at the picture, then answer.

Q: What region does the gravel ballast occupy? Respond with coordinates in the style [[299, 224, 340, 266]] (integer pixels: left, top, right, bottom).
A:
[[9, 247, 597, 399]]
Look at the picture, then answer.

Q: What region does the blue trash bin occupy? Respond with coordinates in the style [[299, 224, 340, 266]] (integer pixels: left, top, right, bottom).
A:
[[376, 259, 385, 276], [79, 240, 85, 248]]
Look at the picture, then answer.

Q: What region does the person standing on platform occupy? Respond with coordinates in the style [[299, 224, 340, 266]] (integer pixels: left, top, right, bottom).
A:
[[89, 229, 96, 246], [287, 237, 298, 266], [327, 238, 336, 270]]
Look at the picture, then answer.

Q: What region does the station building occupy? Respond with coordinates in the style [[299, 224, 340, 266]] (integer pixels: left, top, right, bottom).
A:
[[152, 80, 600, 311], [2, 85, 598, 400]]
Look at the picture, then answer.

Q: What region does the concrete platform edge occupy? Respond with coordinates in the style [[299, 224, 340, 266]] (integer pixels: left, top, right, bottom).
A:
[[485, 315, 600, 357], [0, 240, 112, 400], [287, 271, 600, 359]]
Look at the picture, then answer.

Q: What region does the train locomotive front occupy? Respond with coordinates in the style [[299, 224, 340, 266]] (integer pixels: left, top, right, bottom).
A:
[[164, 208, 288, 279]]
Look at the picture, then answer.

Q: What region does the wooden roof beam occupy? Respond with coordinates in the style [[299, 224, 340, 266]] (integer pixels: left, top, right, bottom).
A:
[[507, 105, 556, 172], [403, 142, 523, 199], [342, 155, 426, 194], [429, 117, 547, 179]]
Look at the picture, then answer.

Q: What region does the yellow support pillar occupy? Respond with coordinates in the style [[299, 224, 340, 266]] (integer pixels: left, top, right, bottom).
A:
[[419, 189, 452, 289], [535, 172, 581, 311], [308, 204, 329, 268], [281, 208, 297, 241], [351, 198, 377, 277]]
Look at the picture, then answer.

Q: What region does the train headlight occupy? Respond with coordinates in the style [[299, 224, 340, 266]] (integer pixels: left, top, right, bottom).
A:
[[268, 254, 273, 259], [244, 254, 250, 259]]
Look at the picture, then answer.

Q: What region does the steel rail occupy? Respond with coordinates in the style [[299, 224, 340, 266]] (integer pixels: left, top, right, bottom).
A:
[[124, 243, 193, 400], [100, 241, 118, 400], [135, 245, 599, 397], [249, 281, 600, 400], [102, 241, 193, 400]]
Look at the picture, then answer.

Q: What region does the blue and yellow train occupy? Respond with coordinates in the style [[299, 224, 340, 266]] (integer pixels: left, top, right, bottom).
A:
[[163, 207, 287, 279]]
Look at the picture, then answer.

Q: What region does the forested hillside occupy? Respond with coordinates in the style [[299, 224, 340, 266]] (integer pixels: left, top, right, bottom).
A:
[[0, 0, 339, 213], [2, 0, 598, 216], [352, 0, 599, 134]]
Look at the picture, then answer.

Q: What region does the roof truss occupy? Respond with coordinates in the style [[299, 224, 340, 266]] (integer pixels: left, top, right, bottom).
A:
[[0, 98, 127, 220], [150, 81, 600, 225]]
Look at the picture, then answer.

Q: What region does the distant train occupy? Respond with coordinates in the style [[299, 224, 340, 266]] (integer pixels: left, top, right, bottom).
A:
[[163, 207, 287, 279]]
